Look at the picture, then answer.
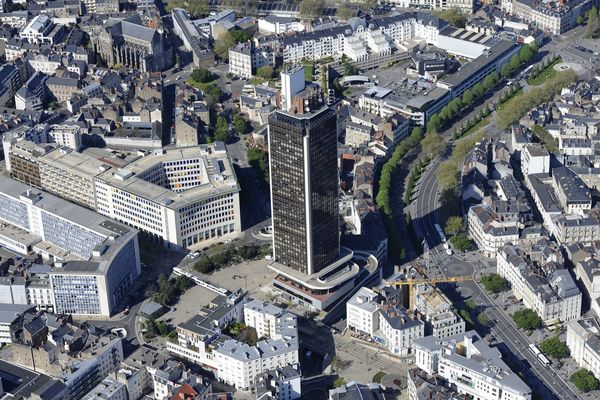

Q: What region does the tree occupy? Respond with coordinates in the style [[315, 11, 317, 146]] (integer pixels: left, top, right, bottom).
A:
[[477, 313, 489, 327], [256, 66, 273, 80], [191, 68, 215, 83], [194, 255, 215, 273], [570, 369, 599, 392], [483, 74, 496, 91], [213, 30, 248, 60], [465, 300, 477, 310], [233, 114, 248, 135], [539, 336, 570, 359], [421, 133, 445, 156], [174, 275, 192, 293], [449, 233, 471, 251], [333, 377, 347, 388], [509, 54, 521, 72], [213, 116, 229, 142], [501, 63, 512, 78], [238, 245, 259, 259], [512, 309, 542, 331], [433, 7, 468, 28], [337, 3, 355, 21], [472, 83, 484, 98], [519, 45, 534, 64], [437, 160, 458, 190], [462, 89, 474, 105], [410, 127, 423, 143], [300, 0, 324, 19], [480, 273, 507, 293], [578, 15, 584, 25], [426, 114, 441, 133], [586, 6, 600, 38], [445, 216, 464, 235]]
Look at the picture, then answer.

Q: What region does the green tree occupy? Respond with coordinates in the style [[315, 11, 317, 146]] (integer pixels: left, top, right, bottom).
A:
[[509, 54, 521, 72], [410, 127, 424, 143], [426, 114, 441, 133], [586, 6, 600, 38], [480, 273, 507, 293], [570, 369, 599, 392], [213, 30, 249, 60], [449, 233, 471, 251], [194, 255, 215, 274], [333, 377, 347, 388], [483, 74, 497, 91], [539, 336, 570, 359], [337, 3, 355, 21], [501, 63, 512, 78], [472, 83, 484, 98], [512, 309, 542, 331], [300, 0, 324, 18], [519, 45, 534, 64], [213, 116, 229, 142], [174, 275, 192, 293], [421, 133, 445, 156], [465, 300, 477, 310], [477, 313, 489, 327], [191, 68, 215, 83], [462, 89, 474, 105], [256, 66, 273, 80], [578, 15, 584, 25], [433, 7, 468, 28], [437, 160, 459, 190], [445, 216, 464, 235], [233, 114, 248, 135]]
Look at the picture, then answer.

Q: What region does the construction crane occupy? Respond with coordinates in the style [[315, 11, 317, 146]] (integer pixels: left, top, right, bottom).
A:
[[383, 276, 473, 311]]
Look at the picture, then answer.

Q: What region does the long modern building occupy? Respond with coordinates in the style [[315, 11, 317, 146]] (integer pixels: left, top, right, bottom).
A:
[[0, 175, 141, 319], [4, 136, 241, 249]]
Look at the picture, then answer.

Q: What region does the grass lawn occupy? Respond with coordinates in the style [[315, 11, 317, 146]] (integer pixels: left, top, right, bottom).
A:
[[527, 58, 561, 86], [496, 89, 524, 112]]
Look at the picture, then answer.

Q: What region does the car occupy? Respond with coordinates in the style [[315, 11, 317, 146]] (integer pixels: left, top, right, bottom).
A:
[[190, 251, 201, 259], [265, 255, 273, 261], [446, 248, 453, 255]]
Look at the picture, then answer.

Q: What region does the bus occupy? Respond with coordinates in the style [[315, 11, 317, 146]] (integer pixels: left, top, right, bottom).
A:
[[538, 353, 551, 367], [434, 224, 447, 243], [523, 65, 534, 76], [528, 344, 541, 358]]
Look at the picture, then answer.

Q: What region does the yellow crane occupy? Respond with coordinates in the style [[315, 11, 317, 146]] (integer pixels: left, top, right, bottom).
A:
[[383, 276, 473, 311]]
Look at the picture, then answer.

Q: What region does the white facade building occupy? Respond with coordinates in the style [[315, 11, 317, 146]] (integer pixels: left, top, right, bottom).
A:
[[521, 145, 550, 176], [414, 331, 532, 400], [468, 204, 520, 258], [566, 317, 600, 381], [497, 241, 582, 325], [0, 175, 141, 319]]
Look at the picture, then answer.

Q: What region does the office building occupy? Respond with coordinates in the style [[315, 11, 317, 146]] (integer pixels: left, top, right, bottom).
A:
[[0, 175, 141, 318], [268, 105, 339, 275], [413, 331, 532, 400]]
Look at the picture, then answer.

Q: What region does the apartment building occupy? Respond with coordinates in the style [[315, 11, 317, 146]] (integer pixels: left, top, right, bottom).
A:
[[15, 71, 47, 111], [497, 240, 581, 325], [521, 144, 550, 177], [505, 0, 598, 34], [215, 301, 299, 390], [467, 203, 520, 258], [388, 0, 473, 13], [566, 317, 600, 380], [0, 175, 141, 319], [413, 331, 532, 400], [346, 287, 425, 356], [19, 15, 54, 44], [228, 42, 275, 79], [551, 166, 592, 213], [552, 210, 600, 246], [414, 285, 465, 339]]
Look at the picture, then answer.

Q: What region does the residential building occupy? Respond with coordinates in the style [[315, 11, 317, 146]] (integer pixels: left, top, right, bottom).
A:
[[497, 240, 582, 325], [15, 71, 47, 111], [81, 377, 127, 400], [467, 203, 520, 258], [413, 331, 532, 400], [19, 15, 54, 44], [389, 0, 474, 13], [407, 368, 463, 400], [552, 210, 600, 246], [521, 144, 550, 176], [214, 301, 299, 390], [346, 287, 425, 356], [329, 381, 390, 400], [0, 63, 22, 107], [45, 76, 80, 103], [253, 366, 301, 400], [505, 0, 598, 34], [47, 124, 82, 151], [0, 175, 141, 319], [258, 16, 305, 34], [566, 317, 600, 380], [414, 285, 465, 339], [551, 166, 592, 213], [229, 42, 275, 79], [0, 304, 36, 344]]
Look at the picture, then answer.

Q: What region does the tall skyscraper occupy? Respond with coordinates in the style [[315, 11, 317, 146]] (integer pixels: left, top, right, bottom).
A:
[[268, 105, 339, 276]]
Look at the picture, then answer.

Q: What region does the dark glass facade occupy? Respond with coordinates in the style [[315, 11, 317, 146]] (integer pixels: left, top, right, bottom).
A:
[[268, 107, 339, 275]]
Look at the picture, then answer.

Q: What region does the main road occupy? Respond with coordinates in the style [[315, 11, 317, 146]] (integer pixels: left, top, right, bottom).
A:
[[409, 104, 582, 400]]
